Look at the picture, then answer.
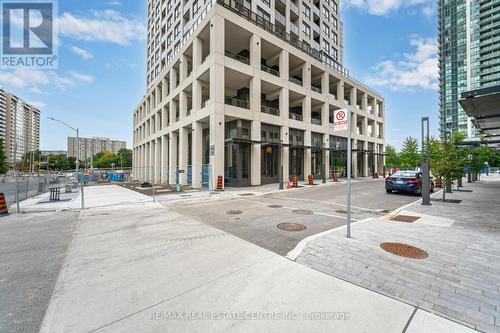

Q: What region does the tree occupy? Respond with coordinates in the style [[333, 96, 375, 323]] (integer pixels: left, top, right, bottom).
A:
[[399, 137, 420, 170], [0, 139, 8, 174], [116, 148, 132, 168], [93, 151, 119, 169], [385, 145, 400, 169], [432, 132, 465, 201]]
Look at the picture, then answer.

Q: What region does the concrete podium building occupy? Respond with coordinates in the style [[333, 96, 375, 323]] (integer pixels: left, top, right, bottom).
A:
[[133, 0, 385, 188]]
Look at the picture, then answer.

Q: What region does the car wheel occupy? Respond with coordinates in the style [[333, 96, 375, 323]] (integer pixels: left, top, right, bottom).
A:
[[386, 189, 392, 193]]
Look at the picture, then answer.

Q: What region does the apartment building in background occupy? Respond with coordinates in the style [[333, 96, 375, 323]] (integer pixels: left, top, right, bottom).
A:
[[67, 137, 126, 161], [0, 87, 41, 165], [438, 0, 500, 140], [133, 0, 385, 188]]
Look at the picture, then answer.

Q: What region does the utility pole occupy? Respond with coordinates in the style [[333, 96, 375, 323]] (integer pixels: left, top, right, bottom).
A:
[[421, 117, 431, 206]]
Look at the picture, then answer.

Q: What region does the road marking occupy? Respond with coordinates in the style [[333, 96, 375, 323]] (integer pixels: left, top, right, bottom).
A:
[[274, 196, 382, 213], [315, 212, 360, 221]]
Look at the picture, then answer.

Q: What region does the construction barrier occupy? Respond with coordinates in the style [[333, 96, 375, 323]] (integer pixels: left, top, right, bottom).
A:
[[307, 175, 314, 185], [0, 193, 8, 215], [292, 176, 298, 188], [49, 188, 61, 202], [332, 172, 338, 182], [216, 176, 224, 191]]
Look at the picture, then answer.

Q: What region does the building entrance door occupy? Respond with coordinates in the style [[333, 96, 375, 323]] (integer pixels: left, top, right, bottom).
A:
[[261, 144, 280, 185], [224, 142, 250, 187], [289, 147, 304, 180]]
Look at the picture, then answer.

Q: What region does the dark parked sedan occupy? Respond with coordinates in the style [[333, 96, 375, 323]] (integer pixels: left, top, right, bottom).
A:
[[385, 171, 434, 195]]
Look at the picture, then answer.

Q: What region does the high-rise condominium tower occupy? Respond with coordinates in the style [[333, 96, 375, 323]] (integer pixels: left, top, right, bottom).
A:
[[133, 0, 385, 188]]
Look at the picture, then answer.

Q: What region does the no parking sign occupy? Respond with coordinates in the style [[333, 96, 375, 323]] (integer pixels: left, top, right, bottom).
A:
[[333, 109, 348, 131]]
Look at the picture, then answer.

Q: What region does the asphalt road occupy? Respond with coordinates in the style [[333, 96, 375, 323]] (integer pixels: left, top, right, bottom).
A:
[[172, 179, 423, 255], [0, 211, 78, 333]]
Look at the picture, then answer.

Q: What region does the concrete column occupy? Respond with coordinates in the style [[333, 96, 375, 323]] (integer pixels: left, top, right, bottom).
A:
[[303, 63, 311, 89], [363, 140, 369, 177], [180, 53, 188, 81], [279, 50, 289, 81], [281, 126, 290, 183], [178, 126, 189, 185], [363, 116, 368, 138], [350, 87, 357, 107], [323, 133, 330, 181], [321, 102, 328, 127], [352, 139, 358, 178], [156, 85, 162, 106], [161, 134, 168, 184], [162, 106, 168, 128], [337, 80, 344, 102], [321, 72, 329, 97], [304, 130, 311, 178], [170, 68, 177, 94], [169, 132, 178, 185], [179, 90, 187, 119], [162, 77, 169, 100], [170, 99, 177, 124], [210, 63, 225, 104], [250, 34, 261, 69], [303, 96, 311, 124], [250, 77, 261, 113], [193, 36, 202, 70], [251, 120, 261, 186], [149, 141, 154, 182], [192, 121, 203, 189], [362, 92, 368, 112], [280, 88, 289, 122], [193, 78, 202, 112], [210, 16, 225, 55], [155, 138, 161, 184], [209, 112, 225, 189]]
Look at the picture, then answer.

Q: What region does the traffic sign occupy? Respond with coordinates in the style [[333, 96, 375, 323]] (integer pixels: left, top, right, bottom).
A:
[[333, 109, 348, 131]]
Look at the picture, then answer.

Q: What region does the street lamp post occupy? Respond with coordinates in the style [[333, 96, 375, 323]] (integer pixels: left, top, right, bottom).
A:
[[48, 117, 85, 210], [421, 117, 431, 206]]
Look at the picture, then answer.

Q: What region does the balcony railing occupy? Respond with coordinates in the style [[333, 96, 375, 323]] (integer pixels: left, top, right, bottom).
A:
[[311, 85, 321, 93], [225, 50, 250, 64], [225, 96, 250, 109], [311, 118, 321, 125], [290, 1, 299, 16], [261, 64, 279, 76], [261, 105, 280, 116], [289, 113, 303, 121], [275, 10, 286, 26], [289, 76, 303, 86], [290, 22, 299, 35]]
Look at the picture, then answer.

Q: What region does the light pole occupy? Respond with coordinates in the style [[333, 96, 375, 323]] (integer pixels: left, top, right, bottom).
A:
[[48, 117, 85, 210], [421, 117, 431, 206]]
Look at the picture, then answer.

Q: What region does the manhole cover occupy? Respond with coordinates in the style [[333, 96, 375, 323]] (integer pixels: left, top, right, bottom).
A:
[[268, 205, 283, 208], [278, 223, 307, 232], [336, 210, 348, 214], [380, 243, 428, 259], [238, 193, 255, 196], [226, 210, 242, 215], [390, 215, 420, 223], [292, 210, 313, 215]]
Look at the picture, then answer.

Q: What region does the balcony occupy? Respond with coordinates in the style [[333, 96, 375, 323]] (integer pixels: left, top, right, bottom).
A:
[[290, 2, 299, 17], [311, 118, 321, 125], [290, 22, 299, 36], [225, 50, 250, 64], [261, 64, 280, 77], [312, 5, 320, 18], [289, 113, 303, 121], [275, 10, 286, 26], [311, 84, 321, 93], [289, 76, 303, 86], [261, 105, 280, 116], [225, 96, 250, 109]]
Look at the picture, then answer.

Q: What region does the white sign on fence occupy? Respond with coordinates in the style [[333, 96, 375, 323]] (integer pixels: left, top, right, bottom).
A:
[[333, 109, 348, 131]]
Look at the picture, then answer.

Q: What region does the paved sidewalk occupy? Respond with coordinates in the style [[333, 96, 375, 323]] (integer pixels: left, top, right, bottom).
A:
[[15, 185, 153, 212], [39, 200, 471, 332], [293, 177, 500, 332]]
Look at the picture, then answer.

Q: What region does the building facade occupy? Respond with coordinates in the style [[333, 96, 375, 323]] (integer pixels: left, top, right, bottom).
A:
[[67, 137, 126, 161], [0, 87, 41, 165], [133, 0, 385, 188], [438, 0, 500, 140]]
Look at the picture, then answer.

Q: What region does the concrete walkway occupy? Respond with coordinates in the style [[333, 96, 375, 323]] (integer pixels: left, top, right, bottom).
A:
[[292, 175, 500, 332], [38, 196, 471, 332]]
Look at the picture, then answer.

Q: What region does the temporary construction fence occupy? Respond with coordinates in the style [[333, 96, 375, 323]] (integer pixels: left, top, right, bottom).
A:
[[130, 165, 214, 189]]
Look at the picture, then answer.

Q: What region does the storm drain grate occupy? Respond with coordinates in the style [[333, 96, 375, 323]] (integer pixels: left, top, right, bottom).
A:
[[226, 210, 243, 215], [292, 210, 313, 215], [390, 215, 420, 223], [335, 210, 348, 214], [238, 193, 255, 196], [380, 242, 428, 259], [278, 223, 307, 232], [269, 205, 283, 208]]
